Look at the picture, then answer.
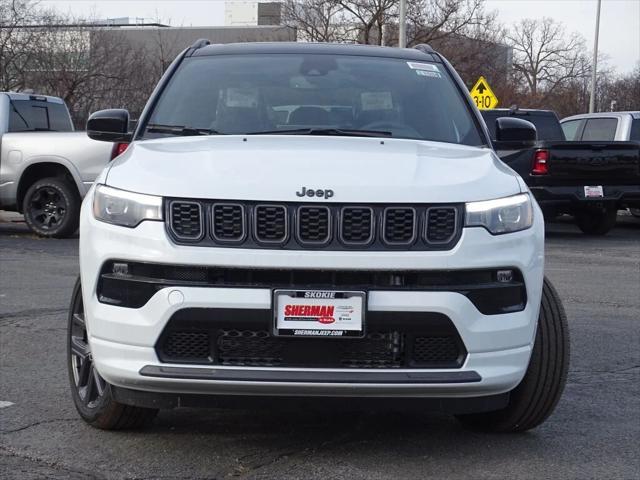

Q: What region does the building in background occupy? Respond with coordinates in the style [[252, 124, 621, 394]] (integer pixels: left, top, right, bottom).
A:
[[225, 2, 283, 26]]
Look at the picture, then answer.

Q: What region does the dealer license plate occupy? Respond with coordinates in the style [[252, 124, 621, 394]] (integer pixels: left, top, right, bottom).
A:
[[584, 185, 604, 198], [273, 290, 365, 337]]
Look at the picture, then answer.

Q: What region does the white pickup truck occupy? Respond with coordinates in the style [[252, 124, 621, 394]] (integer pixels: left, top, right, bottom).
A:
[[0, 92, 116, 237]]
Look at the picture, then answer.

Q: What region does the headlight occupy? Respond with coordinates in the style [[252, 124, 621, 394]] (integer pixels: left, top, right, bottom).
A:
[[465, 193, 533, 234], [93, 184, 163, 227]]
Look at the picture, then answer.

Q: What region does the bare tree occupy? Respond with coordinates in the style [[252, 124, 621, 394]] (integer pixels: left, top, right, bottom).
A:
[[282, 0, 350, 42], [0, 0, 46, 91], [507, 17, 589, 99], [337, 0, 397, 45], [406, 0, 490, 45]]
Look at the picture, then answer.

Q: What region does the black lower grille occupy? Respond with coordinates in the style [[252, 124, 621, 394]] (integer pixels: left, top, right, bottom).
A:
[[411, 336, 461, 366], [156, 309, 466, 369], [218, 330, 284, 366], [163, 331, 210, 360]]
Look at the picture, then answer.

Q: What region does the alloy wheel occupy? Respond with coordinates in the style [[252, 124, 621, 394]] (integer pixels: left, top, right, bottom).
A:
[[29, 186, 67, 230], [69, 290, 106, 409]]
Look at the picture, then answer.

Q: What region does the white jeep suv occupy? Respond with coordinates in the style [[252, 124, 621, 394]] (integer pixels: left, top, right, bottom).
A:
[[68, 41, 569, 432]]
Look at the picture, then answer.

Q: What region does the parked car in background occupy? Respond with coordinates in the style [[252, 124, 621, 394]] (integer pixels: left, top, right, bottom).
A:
[[560, 111, 640, 142], [561, 111, 640, 218], [0, 92, 117, 237], [481, 108, 640, 235]]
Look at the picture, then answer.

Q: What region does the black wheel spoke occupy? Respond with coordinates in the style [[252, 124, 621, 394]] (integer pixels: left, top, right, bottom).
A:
[[70, 336, 89, 361], [72, 313, 85, 329], [93, 367, 105, 396], [77, 357, 91, 387], [84, 365, 95, 402]]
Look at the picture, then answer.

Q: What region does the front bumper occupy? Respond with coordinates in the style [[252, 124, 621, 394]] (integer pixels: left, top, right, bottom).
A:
[[79, 199, 545, 400]]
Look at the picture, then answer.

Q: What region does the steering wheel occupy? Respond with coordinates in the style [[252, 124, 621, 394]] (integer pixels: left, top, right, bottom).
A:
[[359, 120, 421, 137]]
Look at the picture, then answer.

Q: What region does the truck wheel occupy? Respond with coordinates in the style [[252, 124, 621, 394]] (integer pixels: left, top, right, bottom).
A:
[[629, 208, 640, 218], [23, 177, 80, 238], [456, 277, 569, 433], [575, 207, 617, 235], [67, 278, 158, 430]]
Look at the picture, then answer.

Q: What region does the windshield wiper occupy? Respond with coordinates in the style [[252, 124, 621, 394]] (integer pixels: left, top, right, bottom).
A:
[[246, 128, 392, 138], [146, 124, 221, 136]]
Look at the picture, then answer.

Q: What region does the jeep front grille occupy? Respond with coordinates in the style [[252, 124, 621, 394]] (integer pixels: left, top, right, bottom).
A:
[[212, 203, 245, 242], [254, 205, 287, 243], [383, 207, 416, 245], [166, 200, 463, 251], [340, 207, 373, 245], [169, 201, 203, 240], [426, 207, 457, 243], [297, 206, 331, 244]]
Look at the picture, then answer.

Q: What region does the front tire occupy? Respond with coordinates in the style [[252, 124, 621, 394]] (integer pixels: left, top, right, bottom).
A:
[[23, 177, 80, 238], [575, 207, 617, 235], [67, 278, 158, 430], [457, 278, 569, 433]]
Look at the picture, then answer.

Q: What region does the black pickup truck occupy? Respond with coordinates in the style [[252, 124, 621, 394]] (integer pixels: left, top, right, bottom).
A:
[[481, 108, 640, 235]]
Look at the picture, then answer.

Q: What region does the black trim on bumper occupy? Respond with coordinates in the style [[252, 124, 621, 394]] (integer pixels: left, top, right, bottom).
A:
[[139, 365, 482, 384], [97, 261, 527, 315], [111, 385, 508, 414]]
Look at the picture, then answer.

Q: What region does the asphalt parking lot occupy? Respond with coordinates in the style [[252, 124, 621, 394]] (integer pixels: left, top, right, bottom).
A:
[[1, 214, 638, 480]]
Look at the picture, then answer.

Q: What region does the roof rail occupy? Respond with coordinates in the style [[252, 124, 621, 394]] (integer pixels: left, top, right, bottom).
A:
[[413, 44, 435, 54], [190, 38, 211, 50]]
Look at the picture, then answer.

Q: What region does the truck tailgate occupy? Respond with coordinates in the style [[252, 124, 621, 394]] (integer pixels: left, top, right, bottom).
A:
[[547, 141, 640, 184]]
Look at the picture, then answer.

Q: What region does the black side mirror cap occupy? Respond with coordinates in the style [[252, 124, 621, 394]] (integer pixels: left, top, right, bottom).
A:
[[87, 109, 131, 142], [494, 117, 537, 143]]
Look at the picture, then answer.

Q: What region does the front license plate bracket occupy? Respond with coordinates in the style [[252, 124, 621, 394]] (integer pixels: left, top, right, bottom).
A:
[[273, 289, 366, 338]]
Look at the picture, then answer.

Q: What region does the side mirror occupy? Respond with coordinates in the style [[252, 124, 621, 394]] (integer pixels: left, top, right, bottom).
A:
[[87, 109, 131, 142], [495, 117, 537, 143]]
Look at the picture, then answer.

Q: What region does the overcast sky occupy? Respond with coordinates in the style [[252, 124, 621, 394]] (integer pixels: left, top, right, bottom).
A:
[[41, 0, 640, 73]]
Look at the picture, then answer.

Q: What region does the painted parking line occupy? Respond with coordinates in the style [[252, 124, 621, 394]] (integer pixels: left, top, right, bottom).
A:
[[0, 401, 14, 408]]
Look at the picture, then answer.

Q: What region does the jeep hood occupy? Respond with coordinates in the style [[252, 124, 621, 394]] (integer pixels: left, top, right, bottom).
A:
[[106, 136, 522, 203]]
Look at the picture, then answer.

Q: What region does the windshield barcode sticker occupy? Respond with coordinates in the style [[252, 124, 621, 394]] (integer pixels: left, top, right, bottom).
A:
[[407, 62, 440, 72]]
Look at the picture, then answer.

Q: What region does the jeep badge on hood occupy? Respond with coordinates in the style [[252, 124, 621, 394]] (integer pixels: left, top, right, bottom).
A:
[[296, 187, 334, 199]]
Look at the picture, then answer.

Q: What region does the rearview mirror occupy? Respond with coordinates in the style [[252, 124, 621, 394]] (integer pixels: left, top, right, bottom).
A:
[[494, 117, 537, 143], [87, 109, 131, 142]]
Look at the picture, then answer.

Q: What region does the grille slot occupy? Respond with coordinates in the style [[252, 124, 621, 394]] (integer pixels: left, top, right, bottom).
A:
[[411, 336, 461, 366], [383, 207, 416, 245], [297, 206, 331, 244], [340, 207, 374, 245], [212, 203, 245, 242], [426, 207, 457, 243], [254, 205, 288, 243], [169, 201, 203, 240], [216, 330, 411, 368], [163, 331, 211, 360], [217, 329, 285, 367]]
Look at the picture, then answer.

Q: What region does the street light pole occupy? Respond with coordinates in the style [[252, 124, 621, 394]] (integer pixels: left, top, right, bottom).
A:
[[589, 0, 602, 113], [399, 0, 407, 48]]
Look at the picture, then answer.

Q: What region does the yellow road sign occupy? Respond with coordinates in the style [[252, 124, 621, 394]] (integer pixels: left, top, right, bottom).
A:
[[470, 76, 499, 110]]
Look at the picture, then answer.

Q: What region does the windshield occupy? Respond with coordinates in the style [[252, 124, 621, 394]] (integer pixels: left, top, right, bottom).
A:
[[143, 54, 483, 145]]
